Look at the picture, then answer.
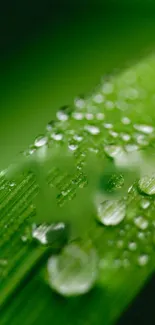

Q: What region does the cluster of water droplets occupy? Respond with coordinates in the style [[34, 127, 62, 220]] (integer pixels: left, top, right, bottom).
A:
[[2, 60, 155, 296]]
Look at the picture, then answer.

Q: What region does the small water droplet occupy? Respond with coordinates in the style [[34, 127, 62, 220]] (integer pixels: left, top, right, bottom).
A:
[[137, 232, 145, 240], [68, 143, 78, 151], [97, 199, 126, 226], [121, 117, 131, 125], [120, 133, 131, 142], [9, 181, 16, 188], [72, 112, 84, 120], [46, 120, 55, 132], [93, 93, 104, 104], [34, 135, 48, 148], [21, 235, 28, 243], [103, 123, 113, 129], [51, 133, 63, 141], [57, 109, 69, 121], [134, 133, 148, 146], [32, 223, 67, 246], [134, 216, 148, 230], [109, 130, 118, 138], [104, 145, 124, 159], [140, 199, 150, 210], [73, 134, 83, 142], [134, 124, 154, 135], [105, 101, 115, 110], [85, 113, 94, 120], [102, 82, 114, 94], [75, 97, 86, 109], [84, 125, 100, 135], [128, 242, 137, 251], [137, 254, 149, 266], [47, 243, 98, 296], [138, 175, 155, 195], [96, 113, 105, 120]]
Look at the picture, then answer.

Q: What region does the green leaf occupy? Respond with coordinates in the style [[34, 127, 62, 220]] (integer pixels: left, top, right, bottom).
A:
[[1, 53, 155, 325]]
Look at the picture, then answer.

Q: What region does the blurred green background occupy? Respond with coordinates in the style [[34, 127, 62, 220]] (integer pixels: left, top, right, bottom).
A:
[[1, 1, 155, 169]]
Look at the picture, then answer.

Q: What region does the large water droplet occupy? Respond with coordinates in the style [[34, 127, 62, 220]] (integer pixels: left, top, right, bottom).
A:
[[32, 223, 68, 246], [138, 175, 155, 195], [47, 243, 98, 296], [97, 199, 126, 226]]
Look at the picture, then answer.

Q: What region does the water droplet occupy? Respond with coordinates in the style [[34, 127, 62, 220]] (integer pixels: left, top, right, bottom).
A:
[[137, 232, 145, 240], [47, 243, 98, 296], [140, 199, 150, 210], [134, 124, 154, 135], [109, 130, 118, 138], [34, 135, 48, 148], [46, 120, 55, 132], [9, 181, 16, 188], [121, 117, 131, 125], [134, 216, 148, 230], [74, 97, 86, 109], [102, 82, 114, 94], [96, 113, 105, 120], [97, 199, 126, 226], [68, 143, 78, 151], [138, 254, 149, 266], [57, 109, 69, 121], [105, 101, 115, 110], [73, 134, 83, 142], [51, 133, 63, 141], [32, 223, 67, 246], [128, 242, 137, 251], [84, 125, 100, 135], [103, 123, 113, 129], [85, 113, 94, 120], [138, 175, 155, 195], [134, 133, 148, 146], [21, 235, 28, 243], [104, 145, 124, 159], [126, 88, 139, 100], [72, 112, 84, 120], [120, 133, 131, 142], [93, 93, 104, 104]]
